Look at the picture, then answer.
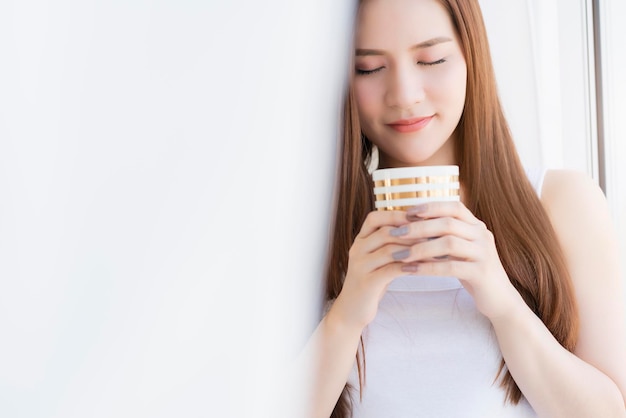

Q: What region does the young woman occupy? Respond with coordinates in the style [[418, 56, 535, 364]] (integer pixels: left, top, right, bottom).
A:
[[306, 0, 626, 417]]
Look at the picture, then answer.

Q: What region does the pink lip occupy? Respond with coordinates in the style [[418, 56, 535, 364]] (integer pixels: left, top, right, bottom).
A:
[[387, 116, 433, 133]]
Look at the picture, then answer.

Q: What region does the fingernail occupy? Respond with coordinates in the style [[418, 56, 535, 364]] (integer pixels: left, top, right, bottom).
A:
[[390, 225, 409, 237], [401, 264, 419, 273], [392, 249, 411, 261]]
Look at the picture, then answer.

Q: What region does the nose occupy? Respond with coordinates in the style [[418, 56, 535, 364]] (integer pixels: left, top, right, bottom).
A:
[[385, 64, 426, 110]]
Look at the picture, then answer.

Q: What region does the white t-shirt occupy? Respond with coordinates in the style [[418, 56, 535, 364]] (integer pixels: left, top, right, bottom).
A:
[[347, 169, 546, 418]]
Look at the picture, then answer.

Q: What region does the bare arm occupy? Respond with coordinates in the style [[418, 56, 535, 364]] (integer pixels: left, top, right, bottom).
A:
[[299, 210, 413, 418], [490, 170, 626, 417], [298, 304, 363, 418], [500, 169, 626, 416]]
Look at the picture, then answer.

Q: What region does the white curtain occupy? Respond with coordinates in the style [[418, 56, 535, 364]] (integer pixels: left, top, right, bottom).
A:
[[596, 0, 626, 294], [480, 0, 596, 175]]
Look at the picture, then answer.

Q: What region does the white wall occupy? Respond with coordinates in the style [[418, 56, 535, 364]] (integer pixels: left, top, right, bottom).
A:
[[479, 0, 543, 168], [0, 2, 352, 417]]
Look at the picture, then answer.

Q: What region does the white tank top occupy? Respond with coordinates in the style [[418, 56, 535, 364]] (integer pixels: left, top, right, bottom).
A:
[[347, 169, 546, 418]]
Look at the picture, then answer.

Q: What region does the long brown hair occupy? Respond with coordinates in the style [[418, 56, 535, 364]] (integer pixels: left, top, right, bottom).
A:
[[325, 0, 579, 416]]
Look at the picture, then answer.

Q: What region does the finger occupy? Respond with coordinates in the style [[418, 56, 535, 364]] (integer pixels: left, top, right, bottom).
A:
[[406, 201, 483, 226], [364, 243, 413, 272], [370, 260, 421, 284], [358, 224, 424, 254], [393, 216, 477, 242], [416, 259, 477, 280], [402, 235, 480, 262], [357, 210, 410, 240]]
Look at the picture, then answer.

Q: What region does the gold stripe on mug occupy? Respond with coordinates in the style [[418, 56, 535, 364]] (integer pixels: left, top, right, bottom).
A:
[[377, 205, 414, 211], [375, 188, 460, 201], [373, 175, 459, 188]]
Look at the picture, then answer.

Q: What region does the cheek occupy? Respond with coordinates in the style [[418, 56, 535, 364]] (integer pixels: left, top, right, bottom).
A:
[[354, 80, 382, 119], [428, 62, 467, 108], [451, 65, 468, 105], [353, 82, 382, 139]]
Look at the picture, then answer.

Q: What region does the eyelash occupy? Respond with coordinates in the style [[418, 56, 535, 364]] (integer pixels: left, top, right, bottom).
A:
[[420, 58, 446, 66], [356, 67, 383, 76], [355, 58, 447, 76]]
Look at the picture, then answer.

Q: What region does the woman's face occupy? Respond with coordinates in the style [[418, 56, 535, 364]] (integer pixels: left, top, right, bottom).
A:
[[353, 0, 467, 168]]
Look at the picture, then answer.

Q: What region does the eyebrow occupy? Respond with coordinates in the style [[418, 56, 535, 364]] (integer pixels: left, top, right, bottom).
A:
[[355, 36, 453, 56]]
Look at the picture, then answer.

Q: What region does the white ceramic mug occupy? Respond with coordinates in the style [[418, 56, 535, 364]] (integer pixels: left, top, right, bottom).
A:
[[372, 165, 460, 211]]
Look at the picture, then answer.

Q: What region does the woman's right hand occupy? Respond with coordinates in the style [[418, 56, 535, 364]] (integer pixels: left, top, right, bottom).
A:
[[330, 210, 416, 330]]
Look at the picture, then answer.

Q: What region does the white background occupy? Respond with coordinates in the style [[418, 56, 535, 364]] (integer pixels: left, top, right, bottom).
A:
[[0, 1, 623, 417], [0, 1, 352, 416]]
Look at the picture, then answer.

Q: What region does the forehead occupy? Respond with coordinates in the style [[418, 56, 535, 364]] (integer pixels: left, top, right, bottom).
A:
[[355, 0, 457, 48]]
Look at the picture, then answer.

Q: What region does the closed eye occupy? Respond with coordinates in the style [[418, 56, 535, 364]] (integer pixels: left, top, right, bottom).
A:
[[355, 67, 384, 75], [418, 58, 446, 66]]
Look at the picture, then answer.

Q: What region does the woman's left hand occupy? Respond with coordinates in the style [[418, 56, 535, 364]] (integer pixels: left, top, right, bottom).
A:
[[391, 201, 520, 320]]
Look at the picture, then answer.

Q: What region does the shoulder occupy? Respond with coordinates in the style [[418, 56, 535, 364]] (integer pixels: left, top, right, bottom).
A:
[[540, 169, 610, 234], [541, 168, 601, 201], [539, 168, 621, 293], [540, 168, 622, 306]]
